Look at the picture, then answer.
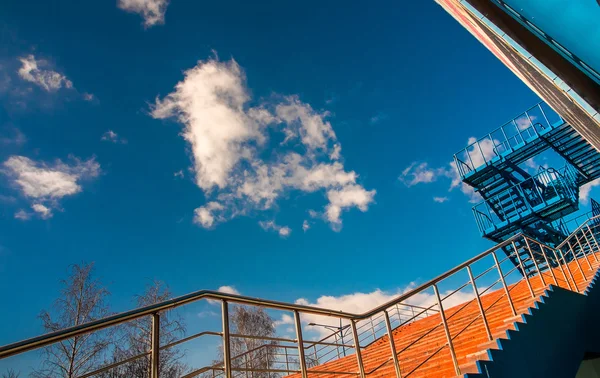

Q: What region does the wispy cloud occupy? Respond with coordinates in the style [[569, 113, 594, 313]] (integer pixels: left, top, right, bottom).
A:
[[83, 93, 95, 102], [369, 112, 388, 125], [433, 196, 449, 203], [3, 155, 100, 219], [302, 220, 310, 232], [118, 0, 169, 28], [14, 209, 31, 221], [580, 178, 600, 204], [152, 57, 375, 232], [399, 137, 486, 204], [399, 162, 442, 187], [0, 126, 26, 146], [101, 130, 127, 144], [259, 220, 292, 238], [207, 285, 241, 305], [17, 55, 72, 92], [174, 170, 184, 179]]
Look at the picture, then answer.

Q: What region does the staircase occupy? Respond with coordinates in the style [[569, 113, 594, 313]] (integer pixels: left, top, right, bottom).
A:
[[282, 249, 599, 378], [472, 165, 579, 242], [2, 222, 600, 378], [454, 102, 600, 187]]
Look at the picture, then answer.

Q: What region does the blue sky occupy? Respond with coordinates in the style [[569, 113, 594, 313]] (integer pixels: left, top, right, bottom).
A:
[[1, 0, 598, 372]]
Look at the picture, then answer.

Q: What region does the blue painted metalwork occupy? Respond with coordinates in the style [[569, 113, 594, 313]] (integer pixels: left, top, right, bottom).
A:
[[453, 102, 600, 188], [455, 101, 600, 275], [472, 165, 578, 241]]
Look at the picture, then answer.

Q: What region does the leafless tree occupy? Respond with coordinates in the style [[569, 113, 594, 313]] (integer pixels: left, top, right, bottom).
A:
[[97, 281, 188, 378], [32, 263, 112, 378], [2, 369, 20, 378], [203, 306, 279, 378]]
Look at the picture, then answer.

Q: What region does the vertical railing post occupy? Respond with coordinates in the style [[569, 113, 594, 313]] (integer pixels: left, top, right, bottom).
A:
[[586, 224, 600, 262], [585, 225, 600, 262], [538, 244, 558, 287], [549, 246, 572, 290], [222, 301, 232, 378], [492, 251, 517, 316], [384, 310, 402, 378], [150, 313, 160, 378], [513, 241, 535, 298], [396, 304, 402, 324], [558, 248, 580, 292], [466, 266, 492, 341], [350, 320, 366, 378], [334, 333, 341, 359], [313, 345, 318, 366], [284, 347, 290, 373], [370, 318, 376, 342], [568, 241, 588, 281], [433, 284, 460, 376], [293, 311, 308, 378], [523, 237, 546, 287], [575, 234, 594, 271]]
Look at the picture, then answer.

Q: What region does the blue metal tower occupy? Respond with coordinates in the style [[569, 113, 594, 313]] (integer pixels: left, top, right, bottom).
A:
[[454, 102, 600, 273]]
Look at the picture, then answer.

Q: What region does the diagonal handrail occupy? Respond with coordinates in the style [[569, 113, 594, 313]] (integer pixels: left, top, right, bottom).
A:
[[2, 214, 599, 378]]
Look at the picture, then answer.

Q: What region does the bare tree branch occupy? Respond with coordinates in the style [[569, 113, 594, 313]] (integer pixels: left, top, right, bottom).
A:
[[32, 263, 112, 378]]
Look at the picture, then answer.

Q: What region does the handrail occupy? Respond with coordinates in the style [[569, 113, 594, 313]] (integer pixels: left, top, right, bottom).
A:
[[0, 230, 531, 361], [3, 213, 599, 378], [556, 215, 600, 249]]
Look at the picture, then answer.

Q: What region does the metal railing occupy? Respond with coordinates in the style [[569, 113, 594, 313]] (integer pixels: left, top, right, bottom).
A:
[[472, 165, 578, 235], [453, 102, 564, 179], [2, 217, 600, 378]]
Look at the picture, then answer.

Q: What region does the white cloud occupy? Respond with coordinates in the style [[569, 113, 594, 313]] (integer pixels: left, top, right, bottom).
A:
[[83, 93, 95, 101], [117, 0, 169, 27], [524, 158, 537, 169], [17, 55, 72, 92], [193, 201, 224, 228], [152, 57, 375, 231], [433, 196, 449, 203], [197, 310, 218, 318], [302, 220, 310, 232], [14, 209, 31, 221], [399, 162, 442, 187], [101, 130, 127, 144], [278, 286, 474, 338], [259, 220, 292, 238], [276, 97, 336, 151], [3, 155, 100, 219], [32, 203, 52, 219], [207, 285, 241, 305], [580, 178, 600, 204], [325, 185, 376, 226], [217, 285, 240, 295], [515, 114, 536, 131], [0, 126, 26, 146], [174, 170, 184, 179], [330, 144, 341, 161], [464, 136, 498, 168], [399, 137, 488, 204]]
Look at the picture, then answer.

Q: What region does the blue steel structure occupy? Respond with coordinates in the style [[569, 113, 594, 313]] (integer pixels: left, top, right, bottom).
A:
[[454, 102, 600, 274]]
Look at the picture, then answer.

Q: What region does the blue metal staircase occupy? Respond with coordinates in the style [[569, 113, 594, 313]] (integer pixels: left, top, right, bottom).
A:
[[454, 102, 600, 274], [454, 102, 600, 188]]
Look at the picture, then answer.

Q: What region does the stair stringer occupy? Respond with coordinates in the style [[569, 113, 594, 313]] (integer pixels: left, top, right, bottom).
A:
[[462, 285, 588, 378]]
